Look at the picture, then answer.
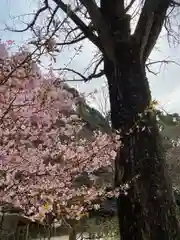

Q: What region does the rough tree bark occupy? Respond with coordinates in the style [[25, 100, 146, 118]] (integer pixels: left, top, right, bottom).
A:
[[104, 47, 180, 239], [100, 0, 180, 239]]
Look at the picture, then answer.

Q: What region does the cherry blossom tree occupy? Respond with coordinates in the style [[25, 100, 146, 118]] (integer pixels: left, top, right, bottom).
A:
[[0, 43, 120, 224]]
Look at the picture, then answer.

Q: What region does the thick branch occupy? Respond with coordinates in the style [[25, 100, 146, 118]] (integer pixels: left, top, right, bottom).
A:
[[53, 67, 104, 82], [170, 0, 180, 7], [134, 0, 170, 63], [143, 1, 171, 62], [52, 0, 102, 51], [125, 0, 136, 13], [100, 0, 130, 43], [79, 0, 116, 62], [100, 0, 125, 17]]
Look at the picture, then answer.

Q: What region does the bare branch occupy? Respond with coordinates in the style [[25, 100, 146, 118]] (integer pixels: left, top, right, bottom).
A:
[[83, 50, 102, 72], [47, 5, 59, 33], [146, 59, 180, 67], [146, 65, 159, 76], [59, 67, 89, 81], [56, 35, 86, 45], [5, 0, 49, 33], [53, 65, 104, 82], [93, 56, 103, 71], [145, 58, 180, 75], [87, 69, 104, 81], [56, 26, 86, 46], [164, 6, 180, 47], [52, 0, 102, 50]]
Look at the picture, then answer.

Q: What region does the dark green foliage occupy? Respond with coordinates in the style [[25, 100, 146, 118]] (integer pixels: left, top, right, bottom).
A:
[[76, 101, 112, 134]]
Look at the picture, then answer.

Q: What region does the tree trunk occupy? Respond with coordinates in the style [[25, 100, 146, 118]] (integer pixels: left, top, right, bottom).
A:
[[104, 42, 180, 239], [69, 226, 76, 240]]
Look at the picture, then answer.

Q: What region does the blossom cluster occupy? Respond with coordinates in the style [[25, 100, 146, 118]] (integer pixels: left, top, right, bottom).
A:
[[0, 43, 120, 223]]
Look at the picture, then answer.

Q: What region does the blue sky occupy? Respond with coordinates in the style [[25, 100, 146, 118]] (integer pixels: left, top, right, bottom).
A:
[[1, 0, 180, 114]]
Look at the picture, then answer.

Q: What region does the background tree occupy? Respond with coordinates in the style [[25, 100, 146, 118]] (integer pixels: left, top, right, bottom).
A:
[[5, 0, 180, 238]]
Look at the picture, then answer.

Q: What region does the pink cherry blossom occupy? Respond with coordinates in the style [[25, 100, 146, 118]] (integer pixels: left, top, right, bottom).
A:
[[0, 46, 121, 223], [6, 40, 15, 45]]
